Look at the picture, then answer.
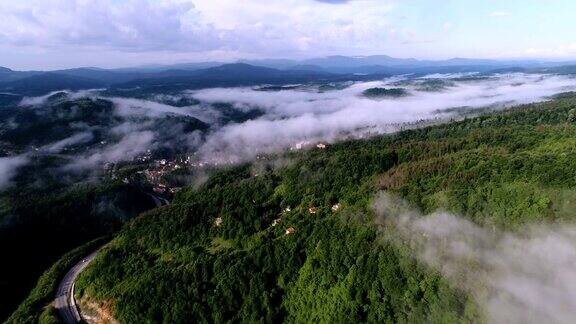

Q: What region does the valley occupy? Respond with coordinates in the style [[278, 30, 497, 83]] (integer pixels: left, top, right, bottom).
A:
[[3, 59, 576, 323], [5, 1, 576, 322]]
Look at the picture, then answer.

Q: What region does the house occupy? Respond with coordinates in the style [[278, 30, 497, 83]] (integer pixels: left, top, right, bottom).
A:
[[285, 227, 296, 235], [316, 143, 327, 149], [308, 207, 318, 214], [331, 203, 341, 212], [284, 206, 291, 212], [272, 218, 281, 227], [214, 217, 223, 227], [292, 141, 311, 150]]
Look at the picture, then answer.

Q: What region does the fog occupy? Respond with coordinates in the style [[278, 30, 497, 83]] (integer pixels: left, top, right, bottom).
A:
[[191, 73, 576, 163], [41, 131, 94, 154], [0, 155, 28, 190], [5, 72, 576, 319], [8, 72, 576, 173], [110, 97, 216, 123], [373, 192, 576, 324], [64, 131, 155, 171]]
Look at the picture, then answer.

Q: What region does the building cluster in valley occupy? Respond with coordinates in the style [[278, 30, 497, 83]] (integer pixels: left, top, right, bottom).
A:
[[104, 152, 201, 195], [290, 141, 329, 151], [142, 157, 188, 194]]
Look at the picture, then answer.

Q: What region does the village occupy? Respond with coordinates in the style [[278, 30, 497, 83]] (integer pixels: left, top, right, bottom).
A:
[[102, 141, 331, 201], [213, 201, 342, 237]]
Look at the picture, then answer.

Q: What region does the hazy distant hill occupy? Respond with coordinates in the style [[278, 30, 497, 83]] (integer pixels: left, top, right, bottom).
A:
[[114, 63, 338, 91], [3, 55, 576, 97], [0, 66, 40, 83], [0, 73, 105, 96], [303, 54, 420, 68], [55, 68, 145, 85], [0, 93, 23, 107]]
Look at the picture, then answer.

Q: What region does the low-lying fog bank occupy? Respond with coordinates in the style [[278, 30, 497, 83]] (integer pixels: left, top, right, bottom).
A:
[[373, 192, 576, 324], [191, 73, 576, 162], [2, 72, 576, 188]]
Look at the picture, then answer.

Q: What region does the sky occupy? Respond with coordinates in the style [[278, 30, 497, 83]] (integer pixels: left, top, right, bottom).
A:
[[1, 0, 576, 70]]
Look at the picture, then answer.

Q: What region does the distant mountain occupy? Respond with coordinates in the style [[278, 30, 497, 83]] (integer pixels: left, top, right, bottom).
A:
[[303, 55, 420, 68], [0, 67, 40, 83], [289, 64, 326, 72], [0, 73, 105, 96], [538, 65, 576, 74], [115, 62, 224, 73], [238, 58, 300, 69], [233, 55, 571, 74], [439, 58, 503, 66], [337, 64, 512, 75], [197, 63, 330, 79], [0, 93, 23, 107], [56, 68, 144, 85], [4, 55, 576, 96], [114, 63, 339, 91]]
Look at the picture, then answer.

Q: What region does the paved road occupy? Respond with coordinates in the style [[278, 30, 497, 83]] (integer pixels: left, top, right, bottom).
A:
[[54, 249, 100, 324], [147, 193, 169, 207], [54, 193, 169, 323]]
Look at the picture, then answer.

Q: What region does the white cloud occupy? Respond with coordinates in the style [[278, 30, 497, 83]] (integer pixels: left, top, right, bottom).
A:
[[110, 97, 214, 122], [523, 43, 576, 58], [40, 132, 94, 153], [373, 192, 576, 324], [191, 73, 576, 163], [5, 72, 576, 180], [490, 11, 511, 17], [0, 0, 402, 58], [65, 131, 155, 171], [0, 155, 29, 190], [0, 0, 215, 51]]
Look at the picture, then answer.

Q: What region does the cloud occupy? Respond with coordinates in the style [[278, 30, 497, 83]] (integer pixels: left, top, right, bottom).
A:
[[0, 155, 29, 190], [110, 97, 214, 122], [0, 0, 398, 58], [192, 73, 576, 163], [8, 91, 216, 175], [523, 43, 576, 58], [490, 11, 511, 17], [40, 131, 94, 153], [0, 0, 214, 52], [314, 0, 352, 3], [8, 72, 576, 176], [372, 192, 576, 323], [65, 131, 155, 171], [19, 90, 102, 106]]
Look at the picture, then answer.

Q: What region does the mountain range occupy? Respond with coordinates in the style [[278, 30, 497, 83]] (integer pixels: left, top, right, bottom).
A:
[[1, 55, 576, 96]]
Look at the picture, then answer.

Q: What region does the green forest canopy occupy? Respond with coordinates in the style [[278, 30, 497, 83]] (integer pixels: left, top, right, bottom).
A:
[[70, 95, 576, 322]]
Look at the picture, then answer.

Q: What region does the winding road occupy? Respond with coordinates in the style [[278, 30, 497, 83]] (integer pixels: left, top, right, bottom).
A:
[[54, 192, 168, 323], [54, 250, 101, 324]]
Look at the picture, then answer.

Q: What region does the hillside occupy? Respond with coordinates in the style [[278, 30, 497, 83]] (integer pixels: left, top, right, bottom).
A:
[[3, 59, 576, 97], [0, 94, 212, 320], [67, 95, 576, 322], [114, 63, 340, 91], [0, 73, 105, 96]]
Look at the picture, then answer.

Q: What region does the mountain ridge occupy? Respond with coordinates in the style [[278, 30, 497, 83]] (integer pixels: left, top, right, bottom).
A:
[[3, 57, 576, 96]]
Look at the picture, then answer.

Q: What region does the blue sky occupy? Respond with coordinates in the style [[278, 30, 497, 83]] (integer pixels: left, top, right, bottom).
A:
[[393, 0, 576, 59], [0, 0, 575, 70]]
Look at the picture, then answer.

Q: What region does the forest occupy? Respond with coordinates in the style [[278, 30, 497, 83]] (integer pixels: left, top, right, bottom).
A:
[[362, 87, 409, 98], [65, 94, 576, 322]]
